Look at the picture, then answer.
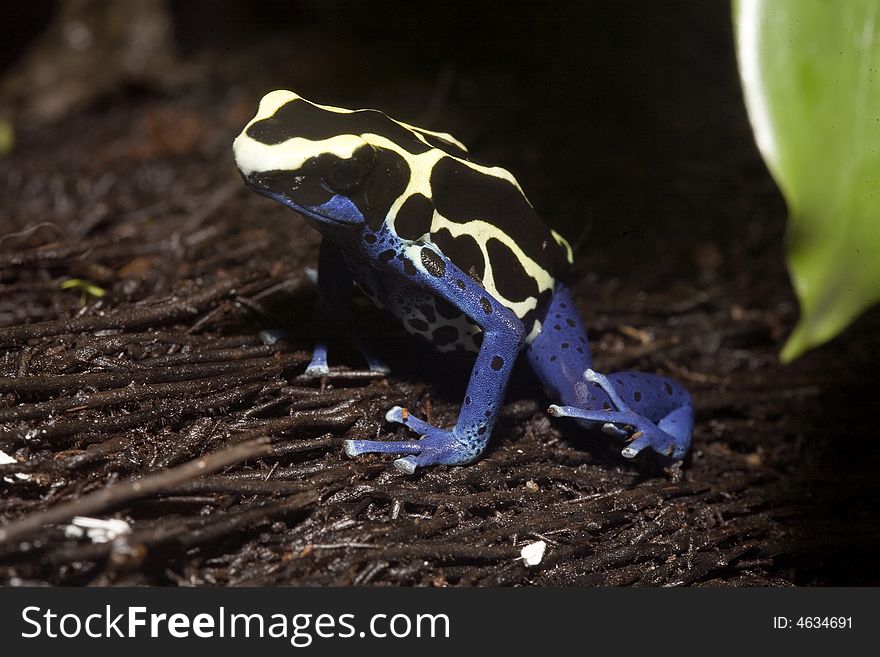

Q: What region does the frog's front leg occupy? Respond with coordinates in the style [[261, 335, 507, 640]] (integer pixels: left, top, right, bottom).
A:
[[305, 238, 389, 376], [344, 245, 525, 473]]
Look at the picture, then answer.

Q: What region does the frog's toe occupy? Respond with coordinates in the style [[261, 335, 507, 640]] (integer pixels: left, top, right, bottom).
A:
[[304, 342, 330, 377], [303, 363, 330, 377], [368, 361, 392, 375], [259, 328, 290, 345], [621, 431, 655, 459], [583, 368, 602, 385], [619, 425, 683, 459], [548, 404, 584, 419], [343, 438, 421, 458], [392, 456, 419, 475], [384, 406, 434, 434], [601, 422, 629, 438], [393, 450, 451, 474]]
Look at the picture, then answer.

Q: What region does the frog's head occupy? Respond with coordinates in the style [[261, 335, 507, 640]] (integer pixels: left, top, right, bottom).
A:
[[233, 91, 380, 228], [233, 90, 466, 231]]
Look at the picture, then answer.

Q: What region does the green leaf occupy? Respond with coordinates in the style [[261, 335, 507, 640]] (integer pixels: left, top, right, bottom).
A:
[[60, 278, 106, 300], [0, 119, 13, 156], [734, 0, 880, 362]]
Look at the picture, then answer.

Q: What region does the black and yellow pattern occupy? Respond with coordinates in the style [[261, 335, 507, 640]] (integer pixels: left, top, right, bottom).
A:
[[234, 90, 572, 341]]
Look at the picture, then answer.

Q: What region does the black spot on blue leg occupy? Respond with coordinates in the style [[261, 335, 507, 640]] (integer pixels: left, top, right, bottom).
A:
[[379, 249, 395, 263], [480, 297, 492, 314], [403, 260, 418, 276], [634, 391, 642, 402], [420, 248, 446, 277], [491, 356, 504, 371]]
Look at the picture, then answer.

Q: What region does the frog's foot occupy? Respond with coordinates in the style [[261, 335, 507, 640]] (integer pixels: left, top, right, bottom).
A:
[[262, 330, 332, 376], [343, 406, 477, 474], [302, 339, 390, 377], [350, 335, 390, 374], [549, 403, 684, 459], [548, 369, 690, 460], [304, 341, 330, 377], [259, 328, 290, 346]]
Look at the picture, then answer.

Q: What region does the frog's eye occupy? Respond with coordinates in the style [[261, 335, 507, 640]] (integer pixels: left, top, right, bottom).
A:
[[323, 159, 362, 192], [320, 144, 376, 194]]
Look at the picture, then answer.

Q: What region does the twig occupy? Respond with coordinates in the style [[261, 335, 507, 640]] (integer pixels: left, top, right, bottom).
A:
[[0, 437, 273, 545], [0, 352, 308, 395], [0, 273, 264, 344], [0, 435, 130, 476], [1, 382, 268, 447]]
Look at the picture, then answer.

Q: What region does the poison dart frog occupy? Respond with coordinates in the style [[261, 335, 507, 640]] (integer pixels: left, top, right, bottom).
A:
[[233, 90, 694, 473]]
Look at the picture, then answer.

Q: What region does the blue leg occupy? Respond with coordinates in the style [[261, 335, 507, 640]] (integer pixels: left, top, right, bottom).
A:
[[305, 238, 390, 376], [349, 334, 390, 374], [344, 244, 525, 473], [527, 284, 693, 460]]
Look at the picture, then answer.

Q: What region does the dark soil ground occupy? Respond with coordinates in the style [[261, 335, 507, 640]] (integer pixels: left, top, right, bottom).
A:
[[0, 1, 878, 586]]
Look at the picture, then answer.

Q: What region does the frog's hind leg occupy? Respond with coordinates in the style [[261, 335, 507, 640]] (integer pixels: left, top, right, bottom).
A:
[[548, 369, 693, 459], [526, 283, 693, 460]]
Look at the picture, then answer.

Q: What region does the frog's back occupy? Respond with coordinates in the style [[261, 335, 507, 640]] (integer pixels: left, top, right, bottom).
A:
[[386, 147, 573, 338]]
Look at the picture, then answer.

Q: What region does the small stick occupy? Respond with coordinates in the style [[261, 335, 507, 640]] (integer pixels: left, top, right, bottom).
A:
[[0, 352, 308, 395], [0, 273, 263, 344], [0, 437, 272, 545]]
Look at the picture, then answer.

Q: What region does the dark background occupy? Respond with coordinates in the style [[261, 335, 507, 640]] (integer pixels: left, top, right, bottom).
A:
[[0, 0, 878, 586]]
